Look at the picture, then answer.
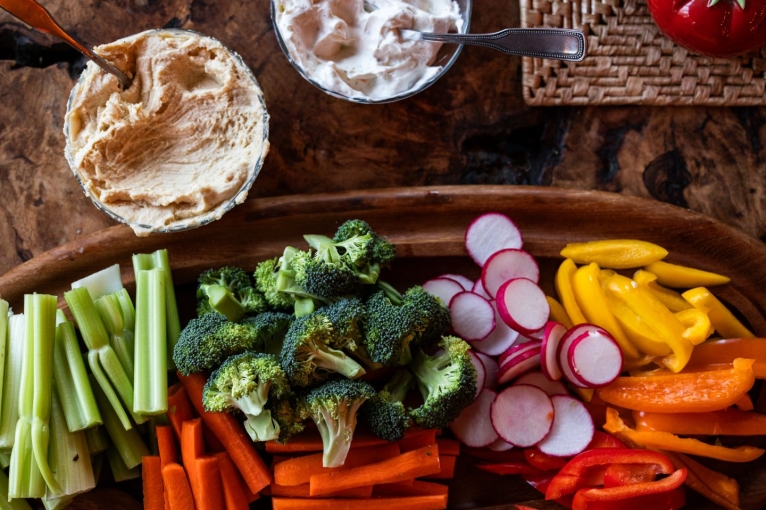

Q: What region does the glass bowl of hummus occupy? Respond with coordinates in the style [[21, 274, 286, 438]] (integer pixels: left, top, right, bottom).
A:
[[271, 0, 472, 103], [64, 29, 270, 236]]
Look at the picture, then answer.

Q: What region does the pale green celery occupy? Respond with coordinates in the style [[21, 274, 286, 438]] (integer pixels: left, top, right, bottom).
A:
[[64, 287, 147, 429], [42, 494, 74, 510], [0, 470, 32, 510], [0, 300, 8, 416], [0, 451, 9, 469], [146, 419, 159, 456], [70, 264, 123, 301], [44, 386, 94, 506], [94, 292, 135, 382], [132, 249, 180, 369], [9, 294, 60, 498], [106, 445, 141, 482], [0, 315, 25, 450], [91, 453, 104, 484], [91, 375, 148, 470], [133, 269, 167, 416], [53, 320, 101, 432], [84, 427, 109, 456]]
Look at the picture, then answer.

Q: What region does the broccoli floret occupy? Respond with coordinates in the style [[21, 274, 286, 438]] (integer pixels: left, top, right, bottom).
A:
[[402, 286, 452, 347], [269, 396, 307, 444], [303, 378, 375, 467], [173, 314, 261, 375], [291, 250, 361, 299], [196, 267, 268, 322], [363, 290, 420, 367], [359, 370, 414, 441], [280, 314, 366, 387], [333, 219, 396, 267], [254, 256, 296, 311], [241, 312, 294, 357], [320, 298, 366, 350], [203, 352, 290, 442], [409, 336, 477, 429]]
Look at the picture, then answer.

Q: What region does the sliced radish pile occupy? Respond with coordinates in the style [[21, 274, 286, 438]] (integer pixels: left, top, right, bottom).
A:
[[488, 438, 514, 451], [481, 249, 539, 298], [450, 388, 499, 448], [557, 324, 603, 388], [525, 327, 546, 341], [499, 340, 541, 367], [497, 345, 541, 385], [475, 352, 499, 390], [491, 384, 554, 447], [469, 351, 487, 400], [450, 292, 495, 341], [439, 273, 473, 290], [541, 321, 567, 381], [515, 371, 569, 396], [469, 301, 520, 356], [422, 277, 464, 307], [472, 279, 491, 299], [465, 213, 523, 267], [568, 327, 623, 387], [496, 278, 550, 334], [537, 395, 594, 457]]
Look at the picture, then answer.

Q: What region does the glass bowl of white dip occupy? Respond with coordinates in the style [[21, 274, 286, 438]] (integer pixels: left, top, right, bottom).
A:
[[271, 0, 472, 103], [64, 29, 269, 236]]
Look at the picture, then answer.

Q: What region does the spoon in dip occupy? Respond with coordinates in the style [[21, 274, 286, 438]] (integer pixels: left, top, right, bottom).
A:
[[0, 0, 131, 88]]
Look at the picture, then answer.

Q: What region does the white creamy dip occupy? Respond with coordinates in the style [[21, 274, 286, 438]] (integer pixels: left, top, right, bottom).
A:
[[273, 0, 463, 100]]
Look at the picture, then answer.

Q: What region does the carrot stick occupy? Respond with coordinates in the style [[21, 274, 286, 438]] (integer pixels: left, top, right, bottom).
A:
[[156, 425, 178, 469], [266, 483, 374, 498], [398, 428, 437, 452], [275, 442, 401, 486], [272, 495, 448, 510], [213, 452, 252, 509], [266, 428, 388, 453], [167, 384, 196, 439], [373, 480, 449, 497], [196, 456, 225, 510], [309, 444, 441, 496], [181, 418, 205, 505], [162, 462, 196, 510], [142, 456, 164, 510], [436, 438, 460, 456], [179, 371, 272, 494], [424, 455, 456, 479]]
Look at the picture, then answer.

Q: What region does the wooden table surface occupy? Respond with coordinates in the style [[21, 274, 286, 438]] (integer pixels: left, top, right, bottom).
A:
[[1, 0, 766, 277]]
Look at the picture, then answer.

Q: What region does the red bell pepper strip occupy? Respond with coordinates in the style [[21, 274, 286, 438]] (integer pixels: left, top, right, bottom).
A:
[[573, 485, 686, 510], [585, 431, 626, 450], [477, 462, 546, 477], [524, 449, 569, 472], [571, 468, 687, 510], [663, 451, 739, 510], [603, 463, 657, 488], [634, 408, 766, 436], [524, 473, 574, 509], [687, 338, 766, 378]]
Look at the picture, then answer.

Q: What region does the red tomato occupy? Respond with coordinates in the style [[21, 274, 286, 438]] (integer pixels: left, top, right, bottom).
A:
[[647, 0, 766, 57]]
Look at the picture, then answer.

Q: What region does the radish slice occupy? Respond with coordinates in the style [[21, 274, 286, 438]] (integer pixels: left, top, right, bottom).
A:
[[499, 340, 542, 367], [491, 384, 554, 447], [540, 321, 567, 381], [475, 352, 499, 390], [497, 347, 541, 385], [568, 327, 623, 387], [469, 351, 487, 400], [525, 327, 546, 341], [488, 438, 514, 451], [481, 249, 539, 299], [469, 301, 520, 356], [422, 277, 465, 307], [537, 395, 594, 457], [450, 388, 499, 448], [465, 213, 523, 267], [450, 292, 495, 341], [515, 371, 569, 396], [496, 278, 550, 334], [439, 274, 473, 291], [557, 325, 602, 388], [472, 279, 491, 299]]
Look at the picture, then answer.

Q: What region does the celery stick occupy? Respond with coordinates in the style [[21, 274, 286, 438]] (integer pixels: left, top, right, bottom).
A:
[[94, 293, 134, 382], [90, 375, 148, 469], [53, 320, 101, 432], [0, 315, 24, 449], [0, 450, 9, 469], [0, 300, 8, 415], [0, 469, 32, 510], [106, 445, 141, 482], [133, 269, 167, 415], [70, 264, 123, 301], [91, 452, 104, 484], [84, 426, 109, 456]]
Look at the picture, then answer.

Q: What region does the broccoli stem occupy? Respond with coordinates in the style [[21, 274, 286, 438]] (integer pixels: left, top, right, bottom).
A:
[[315, 401, 364, 468], [199, 284, 246, 322], [0, 314, 25, 450], [94, 292, 135, 382], [313, 347, 366, 380], [242, 410, 280, 442], [133, 269, 168, 416], [376, 281, 403, 305]]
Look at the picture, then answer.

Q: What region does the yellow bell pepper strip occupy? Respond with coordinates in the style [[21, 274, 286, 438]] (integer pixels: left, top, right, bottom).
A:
[[597, 358, 755, 413], [632, 270, 692, 312], [662, 451, 740, 510], [603, 274, 691, 371], [560, 239, 668, 270], [644, 260, 730, 288], [604, 408, 765, 462], [546, 296, 573, 329], [604, 292, 671, 357], [674, 308, 713, 345], [573, 264, 639, 360], [556, 259, 587, 325], [634, 407, 766, 436], [682, 287, 755, 339], [687, 338, 766, 378], [598, 269, 616, 285], [571, 469, 687, 510]]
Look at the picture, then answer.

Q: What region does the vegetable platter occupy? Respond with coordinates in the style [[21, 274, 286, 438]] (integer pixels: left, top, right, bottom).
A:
[[2, 185, 766, 509]]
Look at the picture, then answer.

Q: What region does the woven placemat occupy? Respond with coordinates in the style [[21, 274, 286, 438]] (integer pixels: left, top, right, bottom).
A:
[[521, 0, 766, 105]]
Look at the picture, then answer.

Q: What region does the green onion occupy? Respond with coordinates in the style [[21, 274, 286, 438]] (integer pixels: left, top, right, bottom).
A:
[[133, 268, 167, 415], [0, 314, 24, 450]]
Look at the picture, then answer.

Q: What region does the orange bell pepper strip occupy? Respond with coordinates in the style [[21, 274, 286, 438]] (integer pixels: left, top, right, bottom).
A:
[[633, 270, 692, 312], [597, 358, 755, 413], [644, 260, 730, 288], [546, 296, 573, 329], [662, 451, 740, 510], [560, 239, 668, 270], [604, 408, 765, 462], [674, 308, 713, 345], [682, 287, 754, 339], [556, 259, 587, 325], [571, 469, 687, 510], [634, 408, 766, 436], [573, 264, 639, 360], [735, 393, 754, 411], [687, 338, 766, 378]]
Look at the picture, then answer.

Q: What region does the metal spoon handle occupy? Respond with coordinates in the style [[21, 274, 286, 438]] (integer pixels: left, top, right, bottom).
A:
[[0, 0, 131, 87], [411, 28, 586, 61]]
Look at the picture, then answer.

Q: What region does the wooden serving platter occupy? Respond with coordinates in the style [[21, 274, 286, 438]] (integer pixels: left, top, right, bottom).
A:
[[2, 185, 766, 509]]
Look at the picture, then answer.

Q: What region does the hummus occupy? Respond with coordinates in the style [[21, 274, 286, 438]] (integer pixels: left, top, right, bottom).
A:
[[273, 0, 463, 100], [65, 30, 269, 236]]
